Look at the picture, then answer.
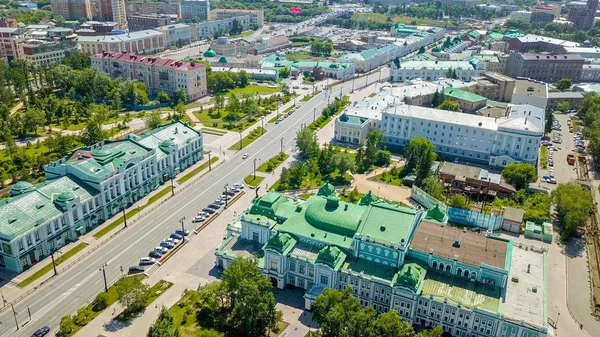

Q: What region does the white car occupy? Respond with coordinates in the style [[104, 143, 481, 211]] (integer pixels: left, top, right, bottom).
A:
[[193, 216, 206, 223], [155, 246, 168, 255], [197, 211, 209, 217], [166, 237, 179, 245], [140, 257, 157, 265], [213, 199, 225, 206], [233, 183, 245, 189], [242, 153, 249, 159]]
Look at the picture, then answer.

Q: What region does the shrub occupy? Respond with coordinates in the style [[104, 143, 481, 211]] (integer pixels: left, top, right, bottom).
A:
[[92, 292, 109, 311]]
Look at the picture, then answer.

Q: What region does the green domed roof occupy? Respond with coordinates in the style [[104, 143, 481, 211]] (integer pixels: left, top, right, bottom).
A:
[[432, 47, 441, 53], [395, 263, 425, 292], [10, 181, 34, 196], [317, 183, 336, 197], [315, 246, 344, 269], [425, 205, 446, 224], [203, 48, 217, 58], [304, 197, 361, 237], [92, 148, 111, 158], [218, 56, 228, 63], [264, 232, 296, 254], [359, 191, 378, 206], [55, 191, 75, 203], [160, 139, 175, 148]]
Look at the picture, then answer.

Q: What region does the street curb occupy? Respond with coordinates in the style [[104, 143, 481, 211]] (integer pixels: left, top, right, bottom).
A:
[[159, 239, 188, 265]]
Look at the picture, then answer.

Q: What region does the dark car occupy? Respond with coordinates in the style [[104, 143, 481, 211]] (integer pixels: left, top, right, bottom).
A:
[[176, 229, 190, 236], [31, 326, 50, 337], [149, 251, 162, 259], [128, 266, 145, 274], [202, 207, 216, 214], [170, 232, 184, 240], [208, 203, 220, 210]]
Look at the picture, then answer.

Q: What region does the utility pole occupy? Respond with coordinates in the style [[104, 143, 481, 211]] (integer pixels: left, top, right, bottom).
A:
[[122, 202, 127, 228], [261, 116, 264, 135], [352, 76, 355, 93], [170, 174, 174, 197], [99, 263, 108, 292], [208, 151, 212, 171], [280, 138, 283, 154], [253, 158, 257, 180], [27, 307, 31, 321], [224, 184, 229, 208], [11, 303, 18, 331], [50, 249, 58, 276], [179, 216, 185, 232], [1, 288, 6, 307], [239, 131, 243, 151]]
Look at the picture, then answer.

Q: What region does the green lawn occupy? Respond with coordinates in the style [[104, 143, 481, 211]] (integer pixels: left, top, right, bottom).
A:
[[351, 12, 446, 26], [228, 127, 267, 150], [116, 279, 173, 322], [373, 169, 404, 186], [244, 175, 265, 187], [215, 118, 259, 133], [169, 290, 201, 337], [93, 186, 173, 239], [540, 146, 548, 169], [237, 30, 255, 38], [270, 321, 290, 337], [270, 179, 281, 191], [201, 127, 228, 134], [285, 51, 311, 61], [257, 153, 289, 173], [228, 86, 280, 97], [177, 157, 219, 184], [0, 143, 52, 161], [298, 193, 314, 199], [18, 243, 88, 287]]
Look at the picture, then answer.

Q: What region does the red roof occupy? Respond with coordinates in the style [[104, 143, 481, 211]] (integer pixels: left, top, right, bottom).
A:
[[94, 52, 205, 71]]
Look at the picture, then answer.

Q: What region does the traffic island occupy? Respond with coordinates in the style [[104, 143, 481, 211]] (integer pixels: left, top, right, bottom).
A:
[[228, 127, 267, 150], [244, 175, 265, 188], [114, 279, 173, 323]]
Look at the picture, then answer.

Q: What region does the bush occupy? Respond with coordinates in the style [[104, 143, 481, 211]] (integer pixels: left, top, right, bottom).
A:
[[92, 292, 109, 311]]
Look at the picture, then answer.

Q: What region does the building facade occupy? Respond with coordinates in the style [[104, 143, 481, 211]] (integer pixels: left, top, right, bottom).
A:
[[51, 0, 93, 20], [181, 0, 210, 21], [215, 185, 548, 337], [127, 14, 170, 32], [191, 16, 250, 40], [0, 27, 21, 62], [390, 59, 485, 82], [155, 24, 191, 47], [92, 51, 208, 101], [567, 0, 598, 30], [0, 121, 203, 273], [15, 27, 78, 67], [472, 72, 516, 102], [78, 30, 166, 55], [125, 0, 180, 18], [209, 8, 264, 28], [505, 53, 585, 83], [91, 0, 127, 28]]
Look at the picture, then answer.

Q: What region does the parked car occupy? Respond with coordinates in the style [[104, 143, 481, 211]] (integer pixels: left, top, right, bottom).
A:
[[193, 215, 205, 223], [197, 211, 209, 217], [128, 266, 145, 274], [220, 195, 232, 201], [31, 326, 50, 337], [166, 237, 179, 245], [170, 233, 184, 240], [213, 199, 225, 206], [233, 183, 245, 189], [161, 240, 175, 249], [202, 207, 216, 214], [140, 257, 157, 265], [155, 246, 168, 255], [176, 229, 190, 236], [208, 203, 221, 210]]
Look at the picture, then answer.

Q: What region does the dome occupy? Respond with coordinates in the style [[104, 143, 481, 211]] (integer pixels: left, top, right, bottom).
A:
[[304, 198, 361, 237], [425, 205, 446, 223], [10, 181, 34, 196], [265, 232, 293, 253], [315, 246, 343, 268], [159, 139, 175, 152], [395, 264, 424, 291], [217, 56, 228, 63], [359, 191, 378, 206], [203, 48, 217, 58], [92, 148, 111, 158], [317, 182, 336, 197], [55, 191, 75, 203]]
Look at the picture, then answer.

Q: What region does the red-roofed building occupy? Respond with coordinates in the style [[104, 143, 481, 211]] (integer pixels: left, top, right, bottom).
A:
[[91, 51, 207, 101]]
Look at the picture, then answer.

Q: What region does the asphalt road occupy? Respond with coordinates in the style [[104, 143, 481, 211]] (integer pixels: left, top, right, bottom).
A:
[[0, 70, 384, 337]]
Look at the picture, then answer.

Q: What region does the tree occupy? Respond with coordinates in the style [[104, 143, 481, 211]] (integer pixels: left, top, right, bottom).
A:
[[174, 103, 186, 121], [501, 163, 537, 190], [279, 67, 291, 79], [230, 18, 243, 35], [376, 149, 391, 167], [116, 276, 149, 313], [436, 98, 461, 112], [157, 91, 171, 103], [237, 70, 249, 88], [174, 88, 187, 104], [147, 306, 178, 337], [356, 130, 385, 172], [296, 128, 320, 159], [552, 183, 594, 239], [145, 111, 163, 130], [405, 137, 437, 186], [447, 194, 470, 209], [92, 292, 110, 311], [62, 51, 91, 70], [544, 109, 554, 133], [198, 330, 224, 337], [333, 151, 355, 174], [422, 177, 445, 201], [416, 326, 443, 337], [80, 115, 107, 146], [557, 101, 570, 113], [555, 78, 572, 92], [56, 315, 76, 337], [372, 310, 415, 337], [430, 90, 441, 107]]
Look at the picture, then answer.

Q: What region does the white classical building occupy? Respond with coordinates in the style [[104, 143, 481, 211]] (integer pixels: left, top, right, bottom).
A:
[[390, 59, 486, 82]]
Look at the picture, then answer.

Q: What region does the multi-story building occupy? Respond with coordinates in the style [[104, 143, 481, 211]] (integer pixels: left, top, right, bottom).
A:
[[0, 121, 203, 273], [254, 35, 292, 54], [155, 24, 191, 47], [468, 54, 507, 74], [181, 0, 210, 21], [76, 21, 119, 35], [0, 27, 22, 62], [443, 87, 487, 113], [125, 0, 180, 19], [209, 36, 252, 56], [78, 29, 166, 55], [510, 78, 549, 111], [15, 27, 78, 67], [509, 11, 532, 22], [209, 8, 264, 28], [506, 34, 580, 53], [561, 46, 600, 59], [51, 0, 93, 20], [334, 87, 544, 167], [471, 72, 516, 102], [530, 11, 555, 23], [215, 185, 549, 337], [91, 0, 127, 28], [91, 51, 208, 101], [127, 14, 170, 32], [390, 59, 485, 82], [505, 53, 585, 83], [567, 0, 598, 30], [581, 63, 600, 82], [191, 16, 250, 40]]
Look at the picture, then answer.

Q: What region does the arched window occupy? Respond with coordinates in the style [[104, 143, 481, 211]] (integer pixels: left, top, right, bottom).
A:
[[457, 268, 463, 276], [432, 261, 438, 269], [471, 272, 477, 280], [445, 265, 451, 273], [464, 270, 470, 278], [439, 263, 445, 270]]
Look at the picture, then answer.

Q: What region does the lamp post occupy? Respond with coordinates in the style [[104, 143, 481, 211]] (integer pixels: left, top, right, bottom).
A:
[[253, 158, 257, 180], [11, 303, 18, 331], [261, 116, 264, 135], [313, 108, 316, 122], [239, 131, 243, 151], [280, 138, 284, 154], [224, 183, 229, 208], [170, 174, 175, 197], [49, 248, 58, 276], [208, 151, 212, 171], [99, 263, 108, 293], [121, 201, 128, 228], [179, 216, 186, 232]]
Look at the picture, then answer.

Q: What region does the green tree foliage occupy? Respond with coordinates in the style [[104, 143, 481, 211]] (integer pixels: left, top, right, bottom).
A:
[[555, 78, 572, 92], [552, 183, 593, 239], [147, 306, 178, 337], [145, 111, 163, 130], [279, 67, 291, 79], [356, 130, 386, 172], [296, 128, 320, 159], [422, 177, 445, 201], [557, 101, 570, 113], [174, 103, 186, 121], [578, 93, 600, 167], [436, 98, 461, 112], [92, 292, 110, 312], [174, 88, 187, 104], [207, 71, 249, 94], [544, 109, 554, 133], [501, 163, 537, 190], [404, 137, 437, 186], [229, 18, 243, 35], [61, 52, 91, 70], [116, 276, 149, 313], [157, 91, 171, 103], [447, 195, 470, 210], [310, 39, 334, 56], [57, 315, 76, 337]]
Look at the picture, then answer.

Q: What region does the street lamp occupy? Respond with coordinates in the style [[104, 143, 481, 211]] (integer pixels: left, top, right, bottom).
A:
[[239, 131, 243, 151], [280, 138, 284, 154], [253, 158, 258, 180], [121, 201, 128, 228], [50, 248, 59, 276], [261, 116, 264, 135], [224, 183, 229, 208], [99, 263, 108, 293], [208, 151, 212, 171], [179, 216, 186, 232]]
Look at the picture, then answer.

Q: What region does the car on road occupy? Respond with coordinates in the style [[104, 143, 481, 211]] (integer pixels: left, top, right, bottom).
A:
[[128, 266, 145, 274], [166, 237, 179, 245], [208, 203, 221, 210], [161, 240, 176, 249], [213, 199, 225, 206], [233, 183, 245, 189], [155, 246, 168, 255], [220, 194, 232, 201], [197, 211, 209, 217], [242, 153, 249, 159], [202, 207, 216, 214], [176, 229, 190, 236], [170, 232, 184, 240], [149, 251, 162, 259], [31, 326, 50, 337], [193, 215, 206, 223], [140, 257, 157, 265]]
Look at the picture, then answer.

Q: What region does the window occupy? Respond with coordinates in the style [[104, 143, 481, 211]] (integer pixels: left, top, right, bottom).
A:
[[18, 240, 24, 251], [252, 232, 259, 242], [299, 264, 305, 274], [34, 231, 40, 242], [289, 261, 295, 272], [320, 275, 329, 286], [270, 260, 278, 271], [308, 267, 314, 277]]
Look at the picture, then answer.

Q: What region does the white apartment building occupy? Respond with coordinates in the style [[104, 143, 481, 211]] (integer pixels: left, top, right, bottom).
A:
[[180, 0, 210, 21], [155, 24, 191, 46], [510, 78, 549, 110], [209, 8, 264, 28], [78, 30, 166, 55], [191, 16, 250, 40], [510, 11, 532, 22], [91, 51, 208, 101], [390, 59, 486, 82]]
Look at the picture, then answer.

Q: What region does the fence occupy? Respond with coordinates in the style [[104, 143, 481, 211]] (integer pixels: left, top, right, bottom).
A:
[[411, 185, 447, 213]]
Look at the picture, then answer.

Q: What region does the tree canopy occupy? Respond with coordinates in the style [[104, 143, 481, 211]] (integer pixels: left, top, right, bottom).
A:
[[501, 163, 537, 190], [552, 183, 593, 240], [555, 78, 572, 92], [404, 136, 437, 186], [436, 98, 461, 112]]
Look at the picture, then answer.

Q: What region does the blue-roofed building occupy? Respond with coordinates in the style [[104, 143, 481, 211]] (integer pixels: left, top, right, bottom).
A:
[[17, 2, 38, 9]]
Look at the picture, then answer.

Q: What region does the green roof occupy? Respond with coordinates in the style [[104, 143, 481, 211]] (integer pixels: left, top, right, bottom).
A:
[[422, 270, 502, 313], [203, 48, 217, 57], [488, 32, 504, 40], [443, 88, 487, 103], [357, 201, 421, 246], [343, 258, 398, 283], [264, 232, 297, 255], [304, 196, 364, 237], [359, 45, 399, 61], [315, 245, 346, 270], [393, 261, 427, 292], [249, 192, 301, 221], [339, 114, 368, 125], [138, 121, 201, 160], [424, 205, 447, 225]]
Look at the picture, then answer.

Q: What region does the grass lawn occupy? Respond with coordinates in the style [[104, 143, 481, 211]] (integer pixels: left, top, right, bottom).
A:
[[237, 30, 254, 38], [270, 179, 281, 191], [257, 153, 289, 173], [201, 127, 228, 134], [373, 170, 404, 186], [244, 175, 265, 187], [228, 86, 280, 97], [298, 193, 314, 199], [304, 331, 322, 337], [93, 186, 173, 239], [269, 321, 290, 337], [338, 189, 364, 204], [216, 118, 259, 133], [228, 127, 267, 150], [351, 12, 446, 26], [0, 143, 52, 160], [169, 290, 202, 337], [286, 51, 311, 61], [177, 156, 219, 184], [116, 279, 174, 322], [18, 243, 88, 287], [540, 146, 548, 169], [49, 121, 87, 131]]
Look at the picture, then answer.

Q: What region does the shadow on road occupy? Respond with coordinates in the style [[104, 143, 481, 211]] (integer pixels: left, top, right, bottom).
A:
[[273, 288, 315, 327], [102, 318, 132, 332], [564, 237, 586, 258]]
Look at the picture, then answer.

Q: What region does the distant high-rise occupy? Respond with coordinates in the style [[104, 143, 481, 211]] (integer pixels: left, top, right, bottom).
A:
[[567, 0, 598, 30], [51, 0, 92, 20], [181, 0, 210, 21], [91, 0, 127, 28]]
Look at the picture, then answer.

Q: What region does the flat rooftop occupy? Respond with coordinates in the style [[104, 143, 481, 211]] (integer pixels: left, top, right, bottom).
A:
[[501, 245, 546, 328], [411, 221, 509, 269]]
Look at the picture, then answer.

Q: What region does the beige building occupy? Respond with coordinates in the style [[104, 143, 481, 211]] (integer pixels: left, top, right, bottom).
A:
[[471, 72, 516, 102], [209, 8, 264, 28], [91, 51, 208, 101], [51, 0, 92, 20], [15, 27, 78, 67], [0, 27, 21, 62], [91, 0, 127, 29], [78, 30, 166, 55]]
